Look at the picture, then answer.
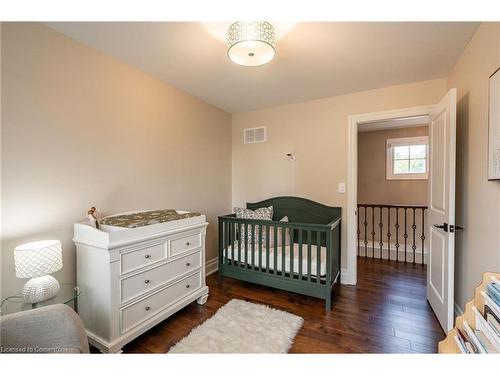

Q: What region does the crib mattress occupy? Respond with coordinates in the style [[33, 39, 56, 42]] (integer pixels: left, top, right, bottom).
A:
[[224, 242, 327, 277]]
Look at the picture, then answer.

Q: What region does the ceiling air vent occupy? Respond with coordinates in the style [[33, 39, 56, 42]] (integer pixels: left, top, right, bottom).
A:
[[244, 127, 267, 144]]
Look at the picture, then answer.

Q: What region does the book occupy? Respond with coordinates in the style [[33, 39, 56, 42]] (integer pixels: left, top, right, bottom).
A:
[[475, 329, 498, 353], [484, 304, 500, 338], [487, 283, 500, 306], [463, 321, 487, 353], [455, 333, 468, 353], [457, 327, 479, 353], [491, 281, 500, 293]]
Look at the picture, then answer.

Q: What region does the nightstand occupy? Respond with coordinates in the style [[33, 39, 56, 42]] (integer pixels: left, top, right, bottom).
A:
[[0, 283, 80, 316]]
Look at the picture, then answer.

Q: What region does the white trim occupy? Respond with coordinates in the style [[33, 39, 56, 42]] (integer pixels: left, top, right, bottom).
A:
[[205, 257, 219, 276], [357, 242, 428, 264], [386, 136, 429, 180], [387, 175, 428, 180], [340, 268, 355, 285], [358, 115, 429, 132], [347, 105, 436, 287], [387, 135, 429, 146]]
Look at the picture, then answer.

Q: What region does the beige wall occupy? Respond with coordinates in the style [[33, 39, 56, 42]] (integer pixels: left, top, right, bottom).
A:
[[1, 23, 232, 298], [447, 22, 500, 311], [358, 126, 428, 206], [232, 78, 447, 270]]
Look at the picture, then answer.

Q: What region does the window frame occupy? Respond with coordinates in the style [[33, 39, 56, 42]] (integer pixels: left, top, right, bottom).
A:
[[386, 136, 429, 180]]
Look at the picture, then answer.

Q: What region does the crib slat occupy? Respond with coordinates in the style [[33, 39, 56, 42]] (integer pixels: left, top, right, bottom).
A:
[[326, 228, 332, 287], [238, 223, 242, 267], [234, 222, 238, 267], [307, 230, 312, 282], [289, 227, 294, 278], [233, 222, 237, 266], [251, 224, 255, 269], [316, 231, 321, 283], [282, 224, 286, 278], [228, 222, 232, 266], [244, 223, 248, 267], [258, 225, 262, 271], [225, 221, 230, 265], [298, 229, 303, 278], [274, 223, 278, 275], [219, 219, 225, 266], [233, 222, 237, 267], [266, 225, 270, 274]]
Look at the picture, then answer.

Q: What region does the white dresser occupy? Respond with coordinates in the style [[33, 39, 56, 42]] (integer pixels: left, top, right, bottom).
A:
[[73, 211, 209, 353]]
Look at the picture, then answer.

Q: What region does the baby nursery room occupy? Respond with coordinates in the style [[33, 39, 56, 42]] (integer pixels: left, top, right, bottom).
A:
[[1, 1, 499, 374]]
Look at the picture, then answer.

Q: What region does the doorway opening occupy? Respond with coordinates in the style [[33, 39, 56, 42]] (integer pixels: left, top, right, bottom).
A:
[[356, 116, 429, 265], [345, 105, 436, 286], [346, 89, 457, 332]]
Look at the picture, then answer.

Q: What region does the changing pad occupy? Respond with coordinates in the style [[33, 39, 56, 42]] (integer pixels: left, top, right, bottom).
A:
[[100, 209, 201, 228]]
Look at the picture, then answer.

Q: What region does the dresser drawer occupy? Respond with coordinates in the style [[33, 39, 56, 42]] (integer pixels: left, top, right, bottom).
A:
[[121, 271, 201, 334], [120, 242, 167, 274], [120, 251, 201, 303], [169, 232, 201, 256]]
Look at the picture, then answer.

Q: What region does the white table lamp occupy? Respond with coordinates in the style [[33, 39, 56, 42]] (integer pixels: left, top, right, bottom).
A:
[[14, 240, 63, 303]]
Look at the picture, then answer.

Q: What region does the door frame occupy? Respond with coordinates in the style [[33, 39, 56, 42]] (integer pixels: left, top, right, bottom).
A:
[[346, 105, 436, 285]]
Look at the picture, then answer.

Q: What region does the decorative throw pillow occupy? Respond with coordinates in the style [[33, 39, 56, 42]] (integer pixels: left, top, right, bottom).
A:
[[268, 216, 291, 248], [234, 206, 273, 244]]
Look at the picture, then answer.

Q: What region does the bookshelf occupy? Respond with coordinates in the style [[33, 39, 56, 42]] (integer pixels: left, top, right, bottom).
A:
[[439, 272, 500, 353]]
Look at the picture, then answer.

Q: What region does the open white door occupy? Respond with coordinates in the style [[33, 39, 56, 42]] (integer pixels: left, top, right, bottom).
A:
[[427, 88, 457, 332]]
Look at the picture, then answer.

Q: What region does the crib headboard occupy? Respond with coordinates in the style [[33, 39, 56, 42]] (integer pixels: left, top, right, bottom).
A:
[[246, 196, 341, 225]]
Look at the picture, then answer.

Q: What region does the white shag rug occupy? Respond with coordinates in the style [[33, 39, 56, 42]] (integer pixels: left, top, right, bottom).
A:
[[168, 299, 304, 353]]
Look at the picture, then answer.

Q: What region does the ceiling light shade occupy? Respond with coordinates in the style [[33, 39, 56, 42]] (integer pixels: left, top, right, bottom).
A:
[[227, 21, 276, 67]]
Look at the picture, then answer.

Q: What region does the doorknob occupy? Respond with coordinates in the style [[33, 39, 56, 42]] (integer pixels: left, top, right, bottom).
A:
[[449, 224, 464, 233], [433, 223, 449, 232]]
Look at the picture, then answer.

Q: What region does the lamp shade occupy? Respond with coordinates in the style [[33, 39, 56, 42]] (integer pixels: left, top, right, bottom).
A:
[[14, 240, 63, 278]]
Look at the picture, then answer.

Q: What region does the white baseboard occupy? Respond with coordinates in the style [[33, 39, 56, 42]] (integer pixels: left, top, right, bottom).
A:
[[454, 301, 464, 318], [205, 257, 218, 276], [341, 268, 356, 285], [357, 242, 427, 264]]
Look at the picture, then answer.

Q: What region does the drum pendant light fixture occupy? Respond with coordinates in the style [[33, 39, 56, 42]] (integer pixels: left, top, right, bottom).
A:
[[227, 21, 276, 66]]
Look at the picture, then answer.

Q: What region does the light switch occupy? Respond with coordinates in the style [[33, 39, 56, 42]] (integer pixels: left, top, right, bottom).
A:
[[338, 182, 346, 193]]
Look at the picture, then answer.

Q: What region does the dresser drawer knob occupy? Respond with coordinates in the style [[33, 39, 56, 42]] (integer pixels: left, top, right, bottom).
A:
[[144, 254, 151, 259], [145, 306, 150, 311], [144, 279, 150, 284], [186, 262, 191, 267], [185, 242, 191, 246], [186, 284, 190, 289]]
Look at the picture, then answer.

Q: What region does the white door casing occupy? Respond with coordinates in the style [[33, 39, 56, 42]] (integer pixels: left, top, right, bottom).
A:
[[347, 105, 436, 286], [427, 88, 457, 332]]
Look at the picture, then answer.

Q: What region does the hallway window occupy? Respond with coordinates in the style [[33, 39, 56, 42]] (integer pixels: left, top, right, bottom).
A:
[[386, 136, 428, 180]]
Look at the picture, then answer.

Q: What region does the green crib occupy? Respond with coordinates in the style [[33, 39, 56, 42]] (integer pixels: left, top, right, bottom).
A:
[[218, 196, 342, 310]]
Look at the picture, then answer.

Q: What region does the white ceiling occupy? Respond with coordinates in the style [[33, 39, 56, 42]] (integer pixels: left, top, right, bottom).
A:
[[46, 22, 479, 113]]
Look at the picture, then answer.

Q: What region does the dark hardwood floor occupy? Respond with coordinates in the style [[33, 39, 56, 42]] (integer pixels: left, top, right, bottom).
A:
[[120, 257, 445, 353]]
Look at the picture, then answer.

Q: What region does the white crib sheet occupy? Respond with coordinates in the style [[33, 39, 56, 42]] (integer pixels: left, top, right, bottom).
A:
[[224, 242, 327, 276]]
